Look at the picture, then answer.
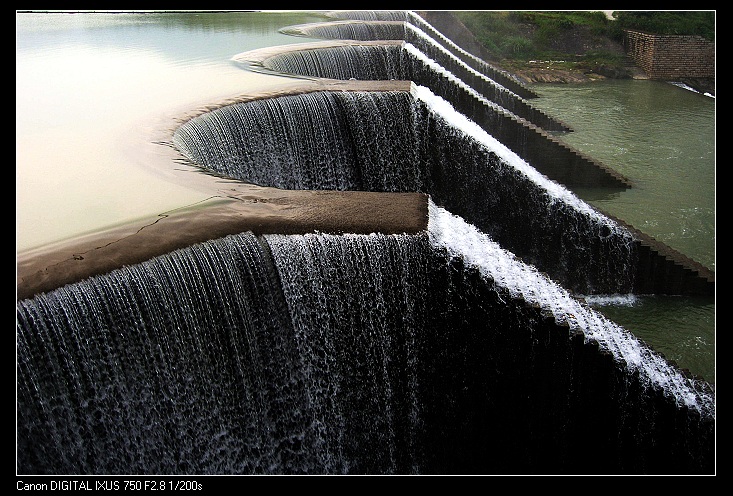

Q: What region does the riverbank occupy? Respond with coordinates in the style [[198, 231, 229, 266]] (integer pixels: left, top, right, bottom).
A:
[[500, 59, 715, 96], [443, 11, 715, 97], [499, 59, 648, 84]]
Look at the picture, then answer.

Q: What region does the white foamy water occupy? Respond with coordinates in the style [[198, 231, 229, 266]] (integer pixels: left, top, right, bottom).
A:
[[403, 42, 508, 115], [582, 294, 639, 307], [669, 81, 715, 99], [405, 11, 518, 92], [403, 23, 517, 98], [412, 84, 630, 234], [427, 199, 713, 414]]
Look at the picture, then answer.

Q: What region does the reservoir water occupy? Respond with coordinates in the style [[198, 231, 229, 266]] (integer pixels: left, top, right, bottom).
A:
[[16, 11, 325, 251], [528, 81, 715, 383], [16, 11, 715, 384]]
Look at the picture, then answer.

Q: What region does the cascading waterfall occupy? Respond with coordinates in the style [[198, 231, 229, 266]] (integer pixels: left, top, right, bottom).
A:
[[327, 10, 409, 22], [427, 200, 713, 413], [261, 17, 628, 190], [315, 11, 547, 120], [399, 37, 559, 129], [17, 10, 714, 476], [264, 44, 408, 82], [263, 42, 519, 121], [264, 33, 560, 131], [281, 20, 406, 42], [16, 208, 714, 474], [174, 86, 637, 295]]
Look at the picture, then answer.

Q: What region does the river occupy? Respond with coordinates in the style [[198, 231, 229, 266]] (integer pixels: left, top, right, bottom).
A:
[[528, 80, 715, 384]]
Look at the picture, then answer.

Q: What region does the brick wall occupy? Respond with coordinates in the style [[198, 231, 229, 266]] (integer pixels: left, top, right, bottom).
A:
[[624, 29, 714, 79]]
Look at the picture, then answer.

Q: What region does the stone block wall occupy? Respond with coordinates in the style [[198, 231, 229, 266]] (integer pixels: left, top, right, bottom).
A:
[[624, 29, 714, 79]]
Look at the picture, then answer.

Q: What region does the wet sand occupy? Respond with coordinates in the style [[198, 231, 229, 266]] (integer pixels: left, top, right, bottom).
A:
[[17, 77, 428, 301], [17, 187, 428, 301]]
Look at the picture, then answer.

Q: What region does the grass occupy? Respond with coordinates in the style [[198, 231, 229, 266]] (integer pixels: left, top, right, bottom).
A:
[[453, 11, 714, 74]]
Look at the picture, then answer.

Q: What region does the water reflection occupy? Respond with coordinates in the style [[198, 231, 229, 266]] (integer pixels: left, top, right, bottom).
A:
[[16, 11, 327, 252]]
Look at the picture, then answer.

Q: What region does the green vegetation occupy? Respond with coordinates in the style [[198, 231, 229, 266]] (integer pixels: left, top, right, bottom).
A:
[[612, 11, 715, 41], [453, 10, 715, 74], [454, 11, 616, 61]]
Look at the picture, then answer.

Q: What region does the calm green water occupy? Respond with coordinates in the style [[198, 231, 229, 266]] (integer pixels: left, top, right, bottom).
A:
[[530, 80, 715, 271], [529, 80, 715, 384]]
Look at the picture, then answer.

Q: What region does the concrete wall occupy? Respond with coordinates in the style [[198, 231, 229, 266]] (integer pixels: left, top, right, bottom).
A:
[[412, 10, 539, 100], [16, 231, 716, 474], [624, 29, 715, 80]]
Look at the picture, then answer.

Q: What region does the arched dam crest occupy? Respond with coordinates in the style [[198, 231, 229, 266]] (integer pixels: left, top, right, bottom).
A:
[[16, 11, 715, 475]]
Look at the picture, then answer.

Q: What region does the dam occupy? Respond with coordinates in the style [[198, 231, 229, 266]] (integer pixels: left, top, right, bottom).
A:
[[16, 11, 715, 475]]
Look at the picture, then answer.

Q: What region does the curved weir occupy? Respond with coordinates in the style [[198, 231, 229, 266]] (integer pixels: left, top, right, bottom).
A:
[[281, 19, 407, 42], [239, 36, 631, 190], [173, 86, 639, 296], [17, 11, 715, 475], [173, 84, 712, 297], [261, 42, 568, 133], [17, 212, 715, 474]]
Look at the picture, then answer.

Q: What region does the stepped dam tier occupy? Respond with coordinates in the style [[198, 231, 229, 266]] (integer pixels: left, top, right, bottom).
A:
[[16, 10, 714, 475], [17, 209, 715, 474]]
